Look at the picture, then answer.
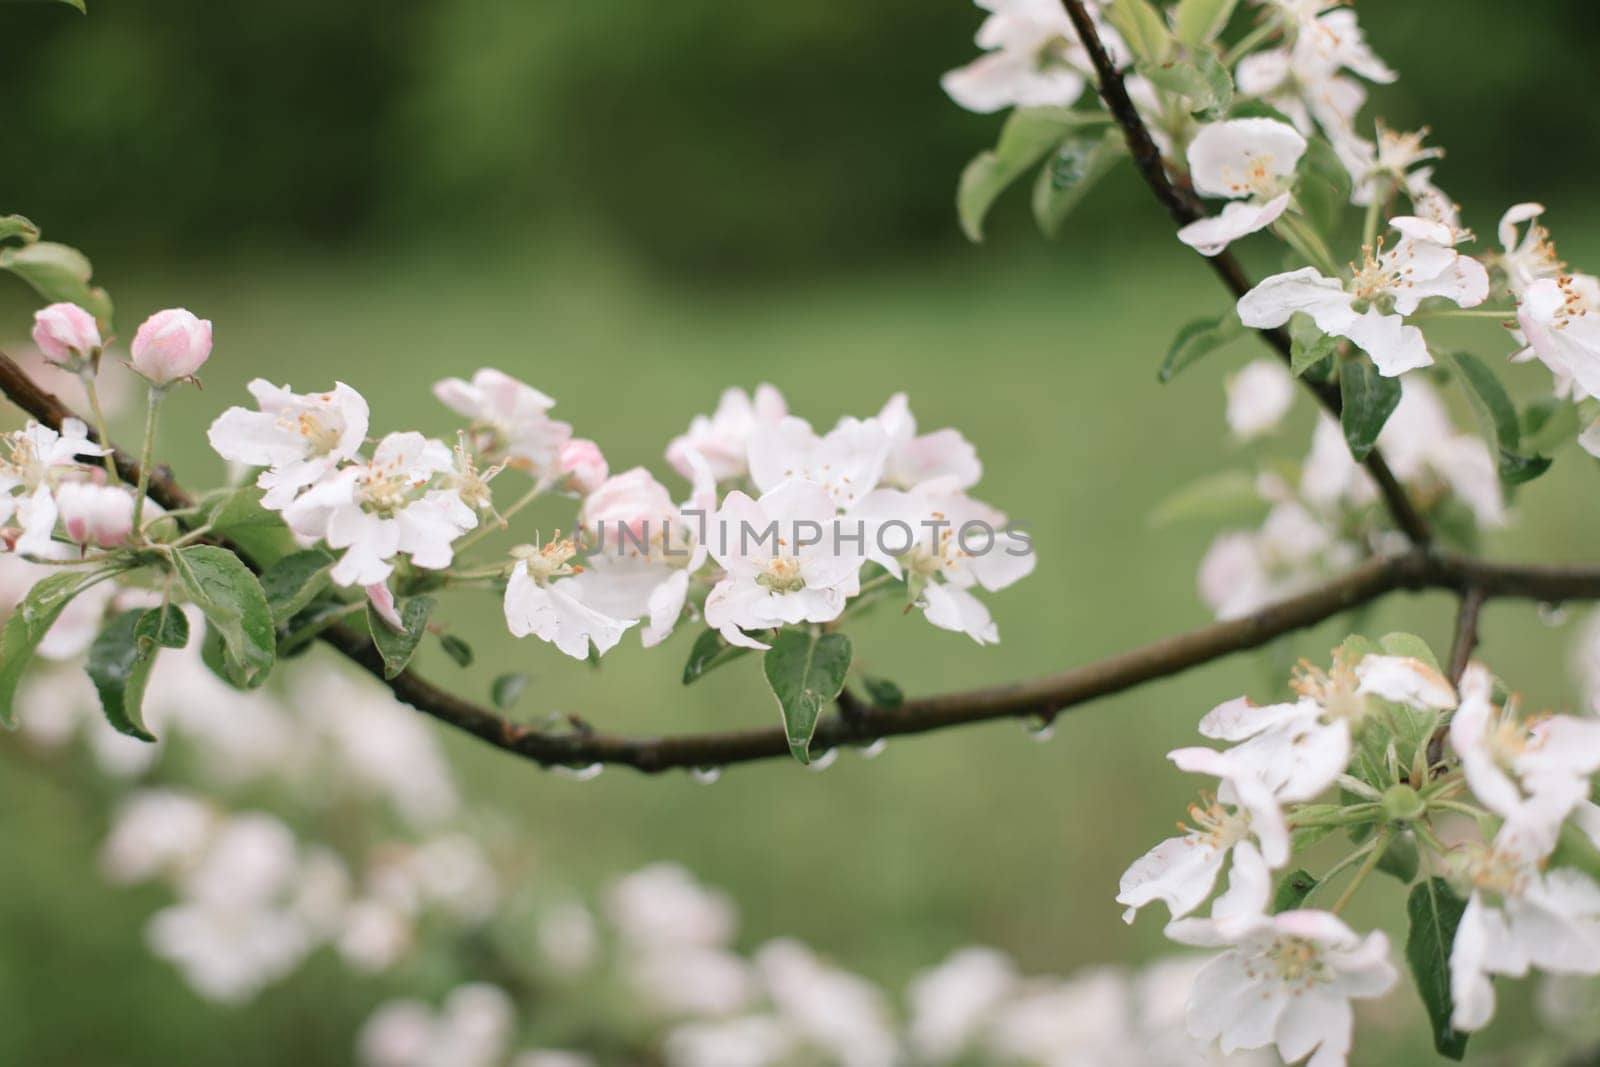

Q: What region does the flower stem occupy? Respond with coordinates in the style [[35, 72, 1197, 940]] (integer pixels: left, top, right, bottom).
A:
[[131, 386, 165, 538], [80, 375, 120, 484], [456, 481, 543, 554], [1330, 829, 1390, 914], [1362, 197, 1382, 253], [1408, 307, 1518, 321]]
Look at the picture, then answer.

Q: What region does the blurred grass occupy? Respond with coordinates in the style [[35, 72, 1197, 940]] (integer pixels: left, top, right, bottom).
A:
[[3, 224, 1600, 1063]]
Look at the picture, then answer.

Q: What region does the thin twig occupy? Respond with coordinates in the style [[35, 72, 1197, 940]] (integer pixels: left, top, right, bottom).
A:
[[1446, 586, 1487, 685], [1055, 0, 1432, 547]]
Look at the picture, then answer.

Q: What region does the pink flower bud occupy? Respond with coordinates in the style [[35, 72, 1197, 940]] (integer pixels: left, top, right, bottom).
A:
[[579, 468, 676, 553], [558, 438, 608, 496], [31, 302, 102, 366], [130, 308, 212, 385], [56, 482, 135, 548]]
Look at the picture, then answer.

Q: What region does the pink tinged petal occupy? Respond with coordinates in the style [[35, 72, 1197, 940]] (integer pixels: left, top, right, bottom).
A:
[[1198, 696, 1301, 741], [1116, 833, 1226, 923], [503, 570, 633, 660], [1178, 195, 1292, 256], [366, 583, 404, 632], [1355, 654, 1456, 709]]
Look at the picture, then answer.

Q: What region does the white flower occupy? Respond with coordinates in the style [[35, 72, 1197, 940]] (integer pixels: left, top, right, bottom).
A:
[[748, 415, 891, 509], [1197, 501, 1354, 620], [905, 947, 1018, 1062], [100, 789, 218, 885], [851, 476, 1033, 645], [1448, 811, 1600, 1031], [703, 481, 865, 649], [357, 984, 517, 1067], [433, 368, 573, 482], [1336, 124, 1441, 210], [1, 418, 106, 555], [503, 536, 635, 660], [662, 1016, 793, 1067], [1264, 3, 1395, 86], [1515, 273, 1600, 407], [1166, 843, 1398, 1067], [1178, 119, 1307, 256], [208, 380, 370, 509], [607, 864, 739, 952], [983, 967, 1135, 1065], [1498, 202, 1562, 297], [1234, 46, 1366, 139], [146, 898, 311, 1003], [666, 383, 787, 484], [282, 432, 475, 586], [876, 393, 981, 490], [1450, 662, 1600, 832], [941, 0, 1099, 114], [1225, 359, 1295, 439], [755, 939, 899, 1067], [1237, 216, 1490, 376]]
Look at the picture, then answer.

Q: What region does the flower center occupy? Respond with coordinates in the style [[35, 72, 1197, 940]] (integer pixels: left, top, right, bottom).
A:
[[1546, 275, 1593, 330], [513, 537, 579, 584], [0, 432, 41, 488], [1182, 792, 1250, 848], [1222, 155, 1284, 200], [1347, 237, 1404, 309], [1291, 658, 1367, 723], [1264, 936, 1329, 988], [756, 556, 805, 594], [355, 459, 425, 518], [1460, 842, 1531, 899], [282, 403, 343, 457]]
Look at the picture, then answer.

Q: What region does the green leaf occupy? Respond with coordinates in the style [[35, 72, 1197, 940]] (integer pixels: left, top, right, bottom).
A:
[[1173, 0, 1238, 47], [1447, 351, 1551, 486], [1157, 311, 1242, 382], [1339, 357, 1402, 461], [762, 629, 853, 764], [0, 568, 117, 727], [367, 595, 434, 680], [1150, 469, 1266, 526], [956, 108, 1091, 242], [1031, 129, 1126, 237], [1228, 100, 1299, 126], [172, 546, 275, 688], [861, 675, 904, 709], [259, 548, 336, 625], [1104, 0, 1172, 65], [1377, 632, 1442, 674], [199, 486, 295, 566], [1295, 135, 1351, 237], [438, 633, 474, 668], [1136, 53, 1232, 120], [1406, 878, 1471, 1060], [276, 600, 353, 659], [0, 215, 40, 244], [0, 241, 112, 323], [86, 607, 188, 742], [682, 627, 755, 685], [1271, 869, 1318, 912], [492, 672, 529, 710], [1287, 313, 1337, 378], [1521, 397, 1579, 455], [55, 0, 87, 11]]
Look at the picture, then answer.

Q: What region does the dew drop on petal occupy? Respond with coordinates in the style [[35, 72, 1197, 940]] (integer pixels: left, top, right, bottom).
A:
[[807, 748, 839, 771], [690, 766, 722, 784]]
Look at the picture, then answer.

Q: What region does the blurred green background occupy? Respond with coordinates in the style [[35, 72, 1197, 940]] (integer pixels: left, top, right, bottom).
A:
[[2, 0, 1599, 1063]]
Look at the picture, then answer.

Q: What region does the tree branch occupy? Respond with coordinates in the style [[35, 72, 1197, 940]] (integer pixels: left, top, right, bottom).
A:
[[1446, 586, 1487, 685], [1055, 0, 1432, 547], [8, 361, 1600, 774]]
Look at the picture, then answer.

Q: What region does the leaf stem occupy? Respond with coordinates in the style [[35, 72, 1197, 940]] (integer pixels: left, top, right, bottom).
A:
[[80, 374, 120, 484], [1331, 829, 1391, 914], [131, 386, 165, 538]]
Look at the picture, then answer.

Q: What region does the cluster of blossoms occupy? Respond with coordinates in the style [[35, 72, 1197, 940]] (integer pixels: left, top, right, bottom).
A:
[[2, 304, 210, 556], [205, 372, 1034, 661], [1117, 638, 1600, 1065]]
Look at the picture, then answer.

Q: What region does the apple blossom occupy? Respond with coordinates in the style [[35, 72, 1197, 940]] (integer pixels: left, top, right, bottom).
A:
[[747, 415, 890, 510], [851, 475, 1033, 644], [129, 308, 213, 386], [557, 437, 608, 495], [941, 0, 1095, 115], [1236, 216, 1490, 376], [875, 393, 981, 490], [1165, 843, 1399, 1067], [433, 368, 572, 482], [1178, 119, 1307, 256], [703, 481, 866, 649], [503, 536, 635, 660], [208, 380, 371, 509], [1198, 501, 1354, 620], [665, 383, 786, 484], [1225, 359, 1295, 440], [56, 481, 135, 548], [1234, 46, 1366, 140], [31, 302, 102, 368], [281, 432, 476, 586], [904, 947, 1018, 1062], [1514, 274, 1600, 406], [1, 418, 107, 556], [1448, 809, 1600, 1032]]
